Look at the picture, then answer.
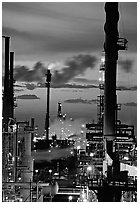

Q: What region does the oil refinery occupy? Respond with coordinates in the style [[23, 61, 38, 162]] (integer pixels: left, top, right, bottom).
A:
[[2, 2, 137, 202]]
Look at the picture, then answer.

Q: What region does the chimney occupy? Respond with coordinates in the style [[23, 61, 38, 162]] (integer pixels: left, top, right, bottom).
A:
[[103, 3, 119, 142], [9, 51, 14, 120], [45, 69, 52, 140], [2, 36, 10, 132]]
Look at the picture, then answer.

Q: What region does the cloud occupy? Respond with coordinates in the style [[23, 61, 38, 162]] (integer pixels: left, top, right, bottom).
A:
[[14, 89, 25, 92], [32, 146, 74, 162], [117, 85, 137, 91], [64, 98, 92, 104], [14, 54, 97, 85], [119, 59, 133, 73], [122, 102, 137, 107], [14, 84, 26, 88], [72, 77, 99, 84], [52, 54, 97, 85], [51, 83, 98, 89], [16, 94, 40, 99], [14, 61, 47, 82], [64, 98, 97, 104], [26, 83, 36, 90], [37, 82, 137, 91]]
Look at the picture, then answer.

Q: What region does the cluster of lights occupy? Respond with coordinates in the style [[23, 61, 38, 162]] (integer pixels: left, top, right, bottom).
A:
[[87, 166, 92, 172]]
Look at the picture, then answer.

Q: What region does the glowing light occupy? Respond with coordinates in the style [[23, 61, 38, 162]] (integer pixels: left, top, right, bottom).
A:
[[101, 56, 105, 63], [33, 137, 37, 142], [35, 126, 38, 130], [69, 196, 73, 201], [90, 153, 94, 157], [48, 63, 54, 70], [49, 169, 52, 173], [12, 124, 17, 132], [123, 156, 129, 160], [77, 146, 81, 150], [87, 166, 92, 171], [99, 77, 102, 81]]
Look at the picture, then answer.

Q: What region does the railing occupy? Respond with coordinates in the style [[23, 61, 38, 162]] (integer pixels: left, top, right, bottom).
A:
[[88, 178, 137, 190]]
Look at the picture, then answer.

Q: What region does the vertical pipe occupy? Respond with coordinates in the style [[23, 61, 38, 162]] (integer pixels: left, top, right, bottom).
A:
[[15, 123, 18, 182], [46, 82, 50, 140], [3, 36, 10, 132], [30, 179, 32, 202], [104, 3, 119, 141], [31, 118, 34, 151], [45, 69, 51, 140], [10, 52, 14, 120]]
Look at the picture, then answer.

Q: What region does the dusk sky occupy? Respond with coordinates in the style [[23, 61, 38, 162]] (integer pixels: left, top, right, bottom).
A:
[[2, 2, 137, 137]]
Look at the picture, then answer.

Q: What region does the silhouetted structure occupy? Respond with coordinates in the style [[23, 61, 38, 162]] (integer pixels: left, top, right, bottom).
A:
[[45, 69, 52, 140]]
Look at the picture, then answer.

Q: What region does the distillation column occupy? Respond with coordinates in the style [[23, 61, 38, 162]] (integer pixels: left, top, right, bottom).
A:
[[20, 120, 34, 201], [9, 51, 14, 120], [2, 36, 10, 132], [45, 69, 52, 140], [97, 3, 121, 201], [103, 2, 119, 142], [2, 36, 10, 183]]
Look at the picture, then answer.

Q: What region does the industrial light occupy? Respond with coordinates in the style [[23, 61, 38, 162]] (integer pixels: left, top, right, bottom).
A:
[[101, 56, 105, 63], [68, 195, 73, 201], [81, 124, 85, 128], [90, 153, 94, 157], [33, 137, 37, 142], [87, 166, 92, 171], [123, 156, 129, 160], [77, 146, 81, 150], [49, 169, 52, 173]]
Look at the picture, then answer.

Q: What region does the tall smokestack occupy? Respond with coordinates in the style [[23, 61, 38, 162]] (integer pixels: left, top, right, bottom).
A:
[[45, 69, 52, 140], [2, 36, 10, 132], [103, 3, 119, 142], [9, 51, 14, 120]]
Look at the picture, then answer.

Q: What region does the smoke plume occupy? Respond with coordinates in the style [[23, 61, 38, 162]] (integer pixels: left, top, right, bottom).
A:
[[14, 54, 97, 85], [14, 61, 46, 82], [119, 59, 133, 73], [32, 146, 74, 162], [52, 54, 97, 85]]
